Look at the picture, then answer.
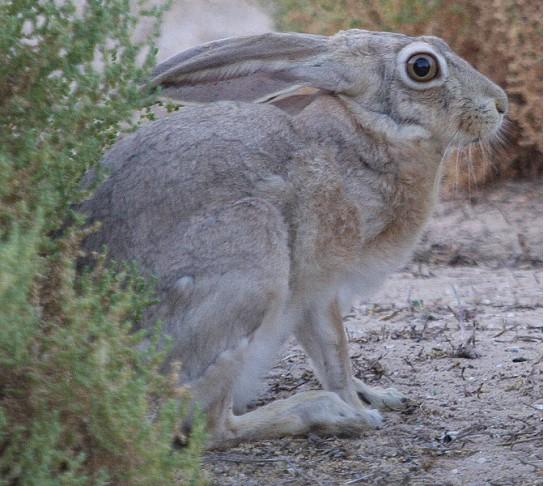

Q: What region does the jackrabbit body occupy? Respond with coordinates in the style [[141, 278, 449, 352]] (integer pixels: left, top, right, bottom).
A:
[[82, 30, 507, 447]]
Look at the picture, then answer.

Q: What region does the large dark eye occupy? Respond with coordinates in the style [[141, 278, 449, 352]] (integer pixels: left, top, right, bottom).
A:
[[406, 53, 439, 82]]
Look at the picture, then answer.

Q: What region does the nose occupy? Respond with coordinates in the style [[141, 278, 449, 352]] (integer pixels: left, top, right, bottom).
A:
[[495, 93, 508, 115]]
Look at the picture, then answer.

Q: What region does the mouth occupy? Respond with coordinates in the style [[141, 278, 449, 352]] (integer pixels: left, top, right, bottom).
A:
[[461, 119, 505, 147], [451, 133, 481, 149], [454, 108, 507, 146]]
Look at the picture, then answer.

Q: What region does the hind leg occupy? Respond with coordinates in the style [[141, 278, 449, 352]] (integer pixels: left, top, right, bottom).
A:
[[211, 389, 382, 449], [190, 296, 384, 448], [159, 197, 290, 427], [162, 198, 384, 446], [201, 312, 382, 448], [192, 325, 383, 449]]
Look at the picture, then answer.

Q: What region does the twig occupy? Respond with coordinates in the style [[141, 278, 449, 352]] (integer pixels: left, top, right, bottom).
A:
[[499, 433, 542, 447], [403, 357, 417, 372], [204, 453, 290, 464], [516, 457, 542, 472], [516, 335, 542, 342], [449, 284, 466, 335], [493, 321, 516, 338], [344, 475, 370, 484], [522, 401, 544, 411], [440, 423, 487, 445], [379, 309, 402, 321], [279, 353, 300, 363]]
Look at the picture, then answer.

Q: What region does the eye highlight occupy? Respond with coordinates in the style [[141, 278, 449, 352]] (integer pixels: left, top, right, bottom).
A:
[[406, 53, 439, 82]]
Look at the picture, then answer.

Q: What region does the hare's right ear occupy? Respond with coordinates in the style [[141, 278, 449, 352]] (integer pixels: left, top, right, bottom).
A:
[[150, 32, 357, 103]]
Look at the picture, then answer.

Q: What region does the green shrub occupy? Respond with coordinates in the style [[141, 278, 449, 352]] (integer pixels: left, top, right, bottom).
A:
[[0, 0, 204, 483]]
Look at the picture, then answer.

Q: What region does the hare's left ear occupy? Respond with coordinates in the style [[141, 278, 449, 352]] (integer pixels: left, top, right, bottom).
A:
[[149, 32, 358, 103]]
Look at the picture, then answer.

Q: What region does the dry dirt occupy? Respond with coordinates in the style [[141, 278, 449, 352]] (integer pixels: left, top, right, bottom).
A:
[[202, 180, 543, 486]]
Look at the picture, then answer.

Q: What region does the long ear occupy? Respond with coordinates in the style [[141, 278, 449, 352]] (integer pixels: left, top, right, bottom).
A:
[[255, 84, 327, 115], [149, 32, 357, 103]]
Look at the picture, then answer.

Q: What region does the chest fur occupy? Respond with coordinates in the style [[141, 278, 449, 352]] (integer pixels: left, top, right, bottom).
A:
[[292, 159, 441, 285]]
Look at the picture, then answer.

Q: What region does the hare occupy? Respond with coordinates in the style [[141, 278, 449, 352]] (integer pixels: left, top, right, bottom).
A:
[[81, 30, 507, 448]]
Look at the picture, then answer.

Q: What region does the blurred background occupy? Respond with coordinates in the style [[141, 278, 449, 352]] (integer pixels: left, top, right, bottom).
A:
[[139, 0, 542, 191]]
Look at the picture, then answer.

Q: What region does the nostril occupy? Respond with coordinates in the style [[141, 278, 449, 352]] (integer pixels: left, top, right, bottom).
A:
[[495, 98, 507, 115]]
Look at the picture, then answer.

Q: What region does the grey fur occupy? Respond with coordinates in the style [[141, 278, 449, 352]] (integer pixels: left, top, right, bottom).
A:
[[81, 29, 507, 447]]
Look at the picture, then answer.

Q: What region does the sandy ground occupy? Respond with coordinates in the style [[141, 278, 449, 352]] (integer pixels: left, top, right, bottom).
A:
[[202, 180, 542, 486]]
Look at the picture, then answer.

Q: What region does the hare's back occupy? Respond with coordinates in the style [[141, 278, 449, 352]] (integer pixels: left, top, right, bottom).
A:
[[82, 101, 298, 273]]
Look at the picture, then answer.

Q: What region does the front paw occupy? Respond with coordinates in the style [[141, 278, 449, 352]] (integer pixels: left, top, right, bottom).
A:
[[353, 378, 414, 411]]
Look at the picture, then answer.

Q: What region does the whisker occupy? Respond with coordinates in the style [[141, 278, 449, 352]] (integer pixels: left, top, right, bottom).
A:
[[467, 143, 474, 197], [454, 142, 462, 197], [481, 117, 515, 180], [442, 129, 461, 199], [495, 122, 513, 151]]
